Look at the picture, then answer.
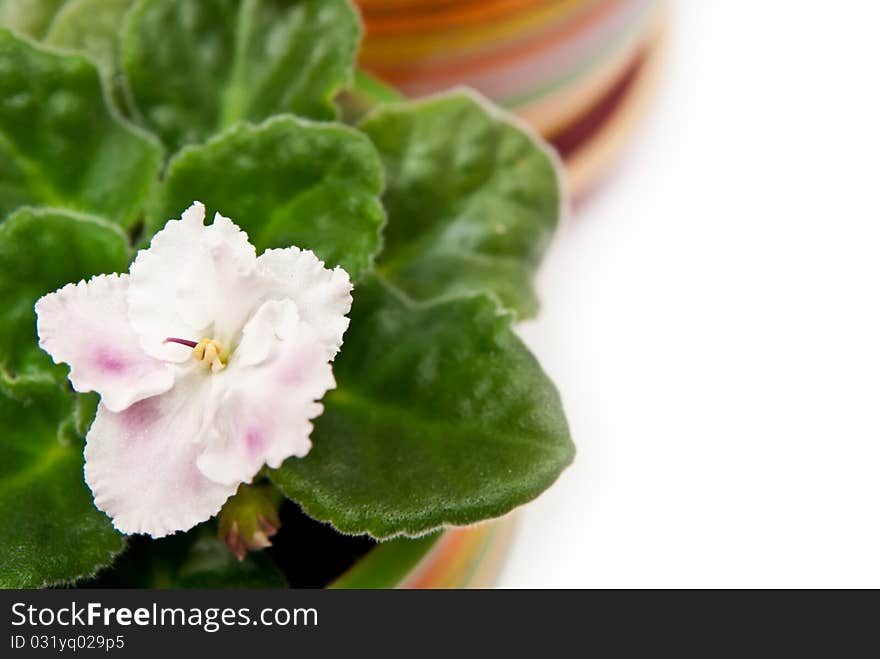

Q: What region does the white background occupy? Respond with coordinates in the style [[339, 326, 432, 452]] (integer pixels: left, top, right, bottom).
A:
[[499, 0, 880, 587]]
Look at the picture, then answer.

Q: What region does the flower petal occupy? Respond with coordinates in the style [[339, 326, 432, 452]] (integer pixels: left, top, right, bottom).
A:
[[258, 248, 352, 359], [195, 300, 336, 486], [128, 201, 266, 361], [84, 372, 237, 537], [233, 295, 301, 368], [35, 274, 174, 413]]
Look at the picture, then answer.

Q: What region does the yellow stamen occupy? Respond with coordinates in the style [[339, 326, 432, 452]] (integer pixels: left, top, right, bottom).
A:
[[193, 338, 227, 372]]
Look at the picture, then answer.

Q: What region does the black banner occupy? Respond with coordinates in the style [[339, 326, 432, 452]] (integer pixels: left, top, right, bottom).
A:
[[0, 589, 871, 656]]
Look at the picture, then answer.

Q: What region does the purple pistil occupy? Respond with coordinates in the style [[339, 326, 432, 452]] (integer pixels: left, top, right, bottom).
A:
[[164, 337, 198, 348]]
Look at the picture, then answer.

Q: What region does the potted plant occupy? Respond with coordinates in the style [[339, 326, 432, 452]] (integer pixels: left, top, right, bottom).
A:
[[0, 0, 573, 589]]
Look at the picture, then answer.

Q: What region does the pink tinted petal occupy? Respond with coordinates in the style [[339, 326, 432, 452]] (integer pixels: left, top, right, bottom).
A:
[[127, 202, 265, 361], [257, 248, 352, 359], [196, 300, 336, 486], [84, 373, 237, 537], [35, 274, 174, 413]]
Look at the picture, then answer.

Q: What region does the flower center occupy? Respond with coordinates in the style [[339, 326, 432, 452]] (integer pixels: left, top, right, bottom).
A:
[[164, 337, 228, 372]]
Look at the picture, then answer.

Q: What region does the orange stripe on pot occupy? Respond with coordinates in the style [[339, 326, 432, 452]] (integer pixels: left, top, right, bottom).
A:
[[359, 0, 614, 71], [361, 0, 545, 36]]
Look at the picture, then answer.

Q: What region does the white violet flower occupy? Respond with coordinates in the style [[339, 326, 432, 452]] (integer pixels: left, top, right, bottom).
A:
[[35, 202, 352, 537]]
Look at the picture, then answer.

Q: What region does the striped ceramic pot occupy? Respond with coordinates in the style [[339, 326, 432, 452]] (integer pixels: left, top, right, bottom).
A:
[[330, 517, 516, 588], [355, 0, 667, 202]]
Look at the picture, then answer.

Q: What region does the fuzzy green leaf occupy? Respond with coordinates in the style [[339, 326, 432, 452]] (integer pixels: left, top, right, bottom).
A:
[[44, 0, 139, 118], [83, 523, 287, 588], [152, 116, 385, 278], [44, 0, 136, 91], [361, 90, 562, 318], [123, 0, 359, 152], [0, 30, 161, 226], [0, 207, 132, 391], [270, 277, 574, 538], [0, 0, 67, 39], [0, 383, 124, 588]]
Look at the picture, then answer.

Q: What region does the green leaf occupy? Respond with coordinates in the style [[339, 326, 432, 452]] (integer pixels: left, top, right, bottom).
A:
[[0, 0, 68, 39], [73, 391, 99, 437], [0, 383, 124, 588], [337, 69, 404, 126], [0, 30, 162, 226], [270, 277, 574, 539], [123, 0, 360, 152], [153, 116, 385, 278], [83, 523, 287, 588], [43, 0, 139, 118], [0, 207, 131, 390], [44, 0, 136, 94], [361, 90, 562, 318]]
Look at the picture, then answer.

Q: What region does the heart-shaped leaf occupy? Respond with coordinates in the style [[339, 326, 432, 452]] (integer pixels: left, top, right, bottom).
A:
[[0, 207, 132, 391], [0, 30, 161, 226], [0, 0, 67, 39], [361, 90, 563, 318], [270, 277, 574, 538], [122, 0, 359, 152], [0, 383, 124, 588], [152, 116, 385, 279], [83, 523, 287, 588]]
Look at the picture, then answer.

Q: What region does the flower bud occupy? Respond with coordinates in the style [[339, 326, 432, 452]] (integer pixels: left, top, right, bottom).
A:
[[218, 483, 282, 560]]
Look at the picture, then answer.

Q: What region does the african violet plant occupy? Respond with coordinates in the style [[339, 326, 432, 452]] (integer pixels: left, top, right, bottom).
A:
[[0, 0, 574, 588]]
